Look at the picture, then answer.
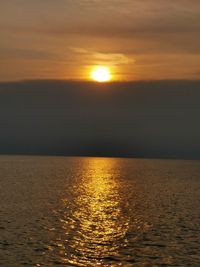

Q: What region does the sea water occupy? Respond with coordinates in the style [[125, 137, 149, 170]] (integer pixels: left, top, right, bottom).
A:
[[0, 156, 200, 266]]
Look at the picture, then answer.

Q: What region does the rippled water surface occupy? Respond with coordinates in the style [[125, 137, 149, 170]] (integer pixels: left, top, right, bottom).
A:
[[0, 156, 200, 266]]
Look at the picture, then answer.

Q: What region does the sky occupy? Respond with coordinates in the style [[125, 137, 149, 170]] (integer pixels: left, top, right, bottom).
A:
[[0, 0, 200, 81]]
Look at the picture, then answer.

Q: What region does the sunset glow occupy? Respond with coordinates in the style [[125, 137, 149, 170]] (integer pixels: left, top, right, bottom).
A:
[[91, 66, 112, 82]]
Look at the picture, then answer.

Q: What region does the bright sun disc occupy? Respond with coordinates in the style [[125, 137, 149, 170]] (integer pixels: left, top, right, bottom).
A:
[[91, 66, 111, 82]]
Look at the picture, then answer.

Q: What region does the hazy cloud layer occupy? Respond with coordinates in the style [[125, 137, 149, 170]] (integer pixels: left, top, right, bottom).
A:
[[0, 80, 200, 158], [1, 0, 200, 34]]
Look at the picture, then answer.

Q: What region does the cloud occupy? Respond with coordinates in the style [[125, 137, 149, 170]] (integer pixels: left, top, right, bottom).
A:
[[0, 47, 56, 60], [93, 52, 133, 65], [71, 47, 134, 65], [70, 47, 88, 54], [1, 0, 200, 36], [0, 79, 200, 158]]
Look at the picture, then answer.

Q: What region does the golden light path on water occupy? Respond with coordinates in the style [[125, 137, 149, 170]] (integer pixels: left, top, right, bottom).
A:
[[1, 157, 199, 266], [61, 158, 130, 266]]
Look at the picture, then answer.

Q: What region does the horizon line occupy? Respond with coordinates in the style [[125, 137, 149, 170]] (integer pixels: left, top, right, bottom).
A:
[[1, 78, 200, 84]]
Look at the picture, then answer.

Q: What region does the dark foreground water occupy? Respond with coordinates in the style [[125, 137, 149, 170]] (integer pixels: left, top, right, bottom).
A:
[[0, 156, 200, 267]]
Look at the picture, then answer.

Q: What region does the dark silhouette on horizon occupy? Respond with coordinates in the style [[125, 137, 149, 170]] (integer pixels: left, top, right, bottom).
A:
[[0, 80, 200, 159]]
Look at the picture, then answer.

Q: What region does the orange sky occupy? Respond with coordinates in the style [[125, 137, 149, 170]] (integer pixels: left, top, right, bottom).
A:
[[0, 0, 200, 81]]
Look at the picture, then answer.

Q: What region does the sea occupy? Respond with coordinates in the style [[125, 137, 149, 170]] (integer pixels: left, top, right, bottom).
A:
[[0, 156, 200, 266]]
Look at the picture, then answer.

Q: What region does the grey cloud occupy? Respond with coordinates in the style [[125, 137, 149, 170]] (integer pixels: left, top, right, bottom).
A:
[[0, 47, 56, 60], [1, 0, 200, 35], [0, 80, 200, 159]]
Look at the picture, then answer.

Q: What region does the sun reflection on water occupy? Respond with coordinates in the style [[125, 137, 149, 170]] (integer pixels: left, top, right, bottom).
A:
[[62, 158, 130, 266]]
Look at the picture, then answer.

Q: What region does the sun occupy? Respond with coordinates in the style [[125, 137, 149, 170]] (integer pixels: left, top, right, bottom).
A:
[[91, 66, 112, 82]]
